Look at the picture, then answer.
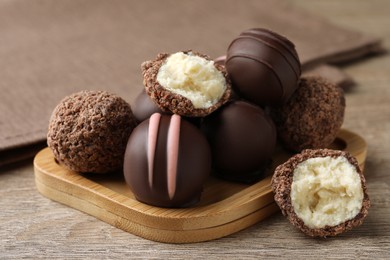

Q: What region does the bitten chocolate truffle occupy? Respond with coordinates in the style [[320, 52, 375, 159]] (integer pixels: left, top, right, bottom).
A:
[[201, 101, 276, 183], [272, 149, 370, 237], [124, 113, 211, 207], [270, 76, 345, 152], [226, 28, 301, 106], [142, 50, 232, 117], [47, 90, 137, 173]]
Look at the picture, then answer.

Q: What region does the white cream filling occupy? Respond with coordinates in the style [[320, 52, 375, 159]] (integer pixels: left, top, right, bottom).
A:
[[156, 52, 226, 109], [291, 156, 363, 229]]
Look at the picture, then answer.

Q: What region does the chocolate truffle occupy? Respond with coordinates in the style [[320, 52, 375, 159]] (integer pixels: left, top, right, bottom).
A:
[[201, 101, 276, 183], [270, 76, 345, 152], [124, 113, 211, 207], [272, 149, 370, 237], [47, 90, 137, 173], [226, 28, 301, 106], [133, 89, 166, 122], [142, 50, 232, 117]]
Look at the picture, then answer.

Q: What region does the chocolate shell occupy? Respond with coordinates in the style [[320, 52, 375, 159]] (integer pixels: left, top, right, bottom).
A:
[[201, 100, 276, 183], [124, 113, 211, 207], [226, 28, 301, 106]]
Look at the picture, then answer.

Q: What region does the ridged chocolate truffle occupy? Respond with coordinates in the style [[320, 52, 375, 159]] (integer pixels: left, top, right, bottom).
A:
[[226, 28, 301, 106], [272, 149, 370, 237], [124, 113, 211, 207], [270, 76, 345, 152], [142, 50, 232, 117], [201, 101, 276, 183], [47, 90, 137, 173]]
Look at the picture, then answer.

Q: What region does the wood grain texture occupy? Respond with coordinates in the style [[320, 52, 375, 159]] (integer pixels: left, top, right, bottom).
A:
[[1, 0, 390, 258], [32, 129, 365, 243]]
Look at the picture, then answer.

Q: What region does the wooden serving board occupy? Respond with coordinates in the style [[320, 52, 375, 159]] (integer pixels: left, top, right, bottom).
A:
[[33, 129, 367, 243]]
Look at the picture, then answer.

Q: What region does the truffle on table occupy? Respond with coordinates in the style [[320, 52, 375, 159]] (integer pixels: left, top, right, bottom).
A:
[[142, 50, 232, 117], [270, 76, 345, 152], [226, 28, 301, 107], [201, 100, 276, 183], [124, 113, 211, 208], [47, 90, 137, 174], [272, 149, 370, 237]]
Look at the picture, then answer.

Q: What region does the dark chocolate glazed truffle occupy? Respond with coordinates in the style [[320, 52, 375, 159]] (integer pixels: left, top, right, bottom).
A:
[[142, 50, 232, 117], [270, 76, 345, 152], [272, 149, 370, 237], [226, 28, 301, 106], [124, 113, 211, 207], [201, 101, 276, 183], [47, 90, 137, 173]]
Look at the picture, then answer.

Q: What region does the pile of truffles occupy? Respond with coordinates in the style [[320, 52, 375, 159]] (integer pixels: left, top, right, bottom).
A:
[[47, 27, 369, 237]]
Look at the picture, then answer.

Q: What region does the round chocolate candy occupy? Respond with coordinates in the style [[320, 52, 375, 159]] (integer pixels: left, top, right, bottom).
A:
[[226, 28, 301, 107], [201, 101, 277, 183], [47, 90, 137, 174], [270, 76, 345, 152], [124, 113, 211, 208]]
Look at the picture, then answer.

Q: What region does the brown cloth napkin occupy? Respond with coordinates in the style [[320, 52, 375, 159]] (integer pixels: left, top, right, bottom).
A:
[[0, 0, 383, 166]]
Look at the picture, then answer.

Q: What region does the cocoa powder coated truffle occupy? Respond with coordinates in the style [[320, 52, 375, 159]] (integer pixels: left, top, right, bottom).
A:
[[142, 50, 232, 117], [270, 76, 345, 152], [226, 28, 301, 107], [47, 90, 137, 173], [272, 149, 370, 237], [124, 113, 211, 208]]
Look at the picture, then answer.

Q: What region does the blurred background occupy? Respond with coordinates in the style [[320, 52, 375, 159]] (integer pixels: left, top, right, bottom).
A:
[[0, 0, 386, 162]]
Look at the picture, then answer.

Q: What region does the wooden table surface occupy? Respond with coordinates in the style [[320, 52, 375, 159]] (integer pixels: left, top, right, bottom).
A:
[[1, 0, 389, 259]]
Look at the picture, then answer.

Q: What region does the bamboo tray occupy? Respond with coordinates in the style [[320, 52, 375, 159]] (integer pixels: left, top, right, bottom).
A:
[[34, 129, 367, 243]]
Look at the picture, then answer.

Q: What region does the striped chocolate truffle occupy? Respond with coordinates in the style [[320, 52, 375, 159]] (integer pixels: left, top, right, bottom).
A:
[[123, 113, 211, 208], [226, 28, 301, 106]]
